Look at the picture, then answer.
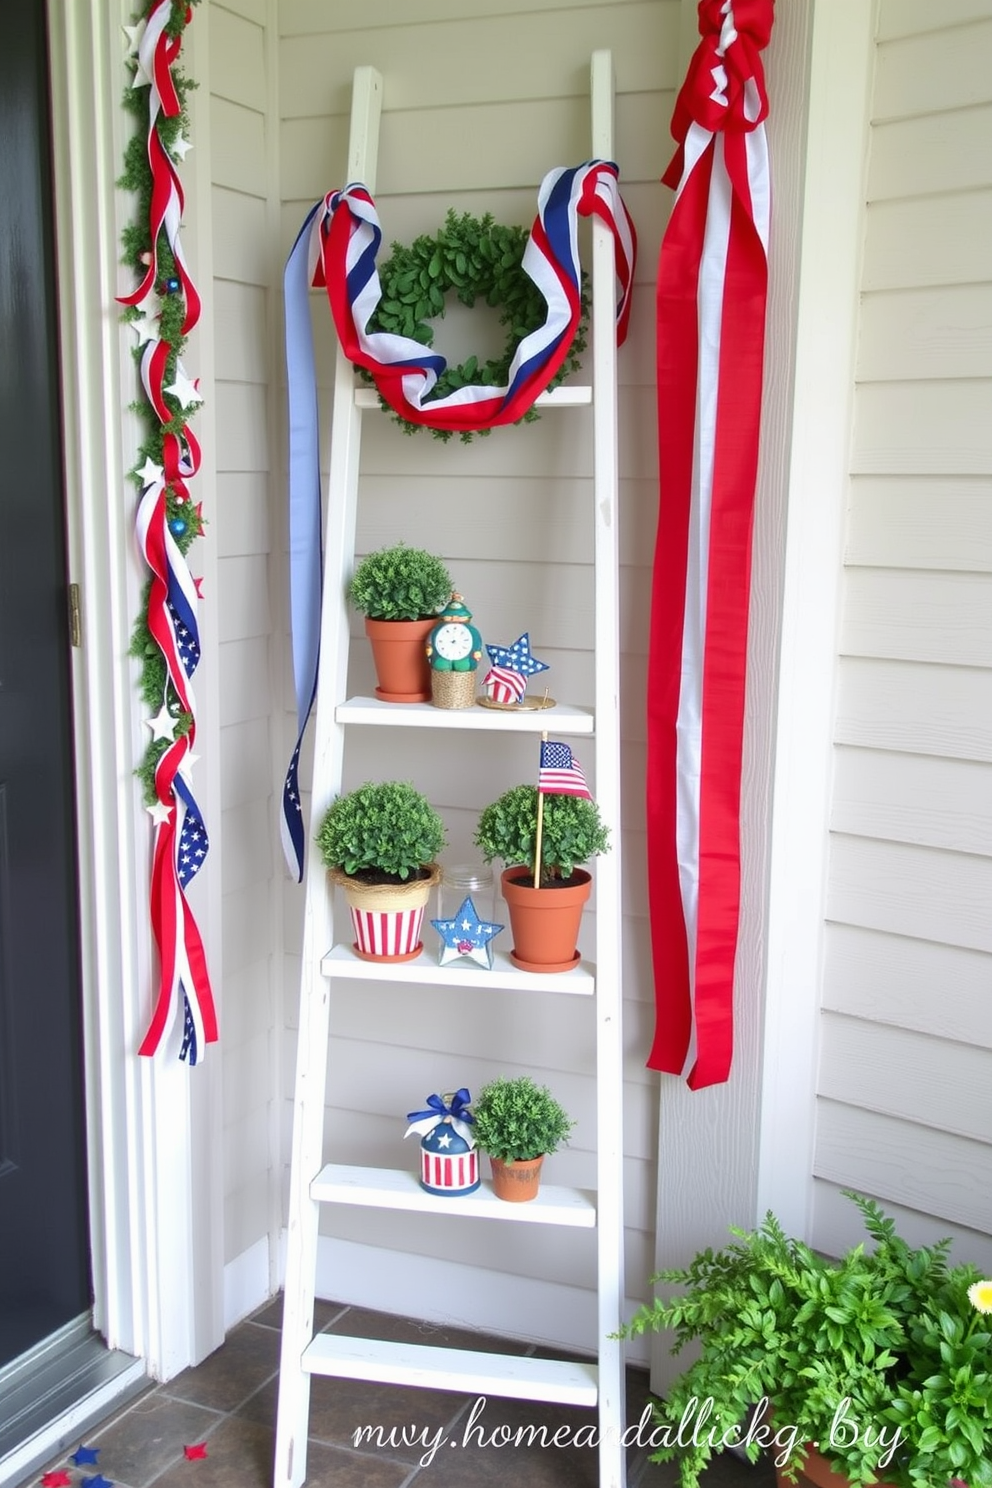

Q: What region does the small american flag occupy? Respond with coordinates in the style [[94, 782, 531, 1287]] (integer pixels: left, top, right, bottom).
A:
[[539, 740, 591, 799]]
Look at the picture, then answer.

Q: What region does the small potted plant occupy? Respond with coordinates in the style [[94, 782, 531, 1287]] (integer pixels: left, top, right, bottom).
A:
[[317, 780, 446, 961], [617, 1190, 992, 1488], [349, 542, 453, 702], [474, 784, 610, 972], [471, 1075, 575, 1202]]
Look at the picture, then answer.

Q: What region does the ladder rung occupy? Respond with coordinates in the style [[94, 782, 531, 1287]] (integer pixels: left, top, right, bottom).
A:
[[320, 943, 596, 994], [311, 1163, 597, 1227], [303, 1333, 599, 1406]]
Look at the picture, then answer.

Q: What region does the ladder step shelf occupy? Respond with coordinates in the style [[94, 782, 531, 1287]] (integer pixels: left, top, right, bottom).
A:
[[320, 943, 596, 994], [311, 1162, 597, 1226], [335, 697, 595, 733], [303, 1333, 599, 1406]]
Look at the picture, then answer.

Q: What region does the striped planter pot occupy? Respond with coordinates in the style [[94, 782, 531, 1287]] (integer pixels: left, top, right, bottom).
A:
[[330, 864, 440, 963]]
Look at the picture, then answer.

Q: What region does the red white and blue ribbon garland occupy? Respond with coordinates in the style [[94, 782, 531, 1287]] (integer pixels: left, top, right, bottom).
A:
[[281, 161, 637, 878], [646, 0, 773, 1088], [121, 0, 217, 1064]]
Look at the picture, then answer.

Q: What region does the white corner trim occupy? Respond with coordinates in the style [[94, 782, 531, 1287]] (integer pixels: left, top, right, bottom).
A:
[[757, 0, 877, 1236], [224, 1237, 274, 1332]]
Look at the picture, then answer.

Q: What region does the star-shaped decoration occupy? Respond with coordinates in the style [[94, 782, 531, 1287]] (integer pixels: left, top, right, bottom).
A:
[[165, 364, 203, 410], [71, 1446, 100, 1466], [147, 799, 173, 826], [130, 54, 152, 88], [171, 135, 193, 162], [435, 1129, 453, 1149], [135, 455, 164, 487], [193, 576, 205, 598], [41, 1473, 73, 1486], [432, 897, 504, 970], [122, 18, 146, 54], [183, 1442, 209, 1459], [130, 312, 160, 346], [485, 633, 549, 678], [146, 704, 177, 742], [82, 1476, 114, 1488]]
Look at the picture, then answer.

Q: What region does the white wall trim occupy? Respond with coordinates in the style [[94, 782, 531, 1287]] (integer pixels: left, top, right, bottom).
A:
[[224, 1236, 273, 1332], [756, 0, 877, 1236], [47, 0, 222, 1378]]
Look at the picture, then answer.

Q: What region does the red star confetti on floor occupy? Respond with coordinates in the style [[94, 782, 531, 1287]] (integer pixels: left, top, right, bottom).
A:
[[40, 1474, 72, 1487], [183, 1442, 209, 1459]]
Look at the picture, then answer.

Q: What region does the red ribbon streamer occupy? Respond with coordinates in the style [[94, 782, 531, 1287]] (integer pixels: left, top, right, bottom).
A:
[[646, 0, 773, 1089]]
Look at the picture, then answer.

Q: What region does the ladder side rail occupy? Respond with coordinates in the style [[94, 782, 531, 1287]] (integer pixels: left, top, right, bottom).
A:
[[274, 66, 382, 1488], [590, 47, 627, 1488]]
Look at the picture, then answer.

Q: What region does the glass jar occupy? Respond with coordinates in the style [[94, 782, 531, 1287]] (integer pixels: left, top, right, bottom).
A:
[[439, 863, 495, 925]]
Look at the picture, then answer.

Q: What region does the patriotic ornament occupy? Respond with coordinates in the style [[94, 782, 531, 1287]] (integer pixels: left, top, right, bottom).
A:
[[432, 896, 504, 970], [482, 633, 549, 704], [405, 1090, 481, 1196], [119, 0, 217, 1063]]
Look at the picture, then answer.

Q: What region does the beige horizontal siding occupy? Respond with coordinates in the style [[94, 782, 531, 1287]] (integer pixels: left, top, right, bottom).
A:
[[861, 190, 992, 290], [830, 746, 992, 855], [840, 567, 992, 666], [877, 0, 992, 42], [867, 103, 992, 200], [856, 285, 992, 382], [818, 1012, 992, 1141], [821, 923, 992, 1048], [851, 380, 992, 475], [834, 657, 992, 761], [872, 17, 992, 119], [814, 1100, 992, 1235], [845, 477, 992, 572], [827, 834, 992, 953]]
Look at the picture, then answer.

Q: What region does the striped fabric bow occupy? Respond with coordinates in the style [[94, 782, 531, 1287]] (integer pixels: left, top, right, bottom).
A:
[[280, 162, 637, 879]]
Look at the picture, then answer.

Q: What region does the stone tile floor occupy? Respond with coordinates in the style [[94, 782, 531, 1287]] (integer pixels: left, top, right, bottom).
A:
[[23, 1298, 777, 1488]]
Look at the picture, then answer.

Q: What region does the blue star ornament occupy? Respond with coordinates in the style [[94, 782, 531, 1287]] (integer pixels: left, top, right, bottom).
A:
[[71, 1447, 101, 1466], [485, 633, 549, 679], [432, 896, 504, 969]]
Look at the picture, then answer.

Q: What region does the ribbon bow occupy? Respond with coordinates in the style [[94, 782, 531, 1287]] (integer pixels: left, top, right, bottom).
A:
[[405, 1089, 476, 1145]]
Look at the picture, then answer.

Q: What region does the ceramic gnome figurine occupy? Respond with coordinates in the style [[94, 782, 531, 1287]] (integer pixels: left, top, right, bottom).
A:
[[426, 593, 483, 709], [404, 1089, 480, 1196]]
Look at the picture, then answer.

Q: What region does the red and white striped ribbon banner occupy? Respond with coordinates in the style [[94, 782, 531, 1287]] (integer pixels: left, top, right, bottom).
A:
[[646, 0, 773, 1089], [121, 0, 217, 1064]]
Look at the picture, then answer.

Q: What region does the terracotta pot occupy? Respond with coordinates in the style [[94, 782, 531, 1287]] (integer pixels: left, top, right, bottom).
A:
[[489, 1155, 545, 1202], [329, 864, 440, 962], [774, 1444, 897, 1488], [500, 867, 592, 973], [365, 617, 434, 703]]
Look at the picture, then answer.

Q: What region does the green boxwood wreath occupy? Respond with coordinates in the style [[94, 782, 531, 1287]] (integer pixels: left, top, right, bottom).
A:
[[363, 209, 589, 443]]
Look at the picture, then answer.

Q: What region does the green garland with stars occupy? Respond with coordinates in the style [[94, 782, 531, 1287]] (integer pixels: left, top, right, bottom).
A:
[[364, 209, 589, 444], [118, 0, 201, 803]]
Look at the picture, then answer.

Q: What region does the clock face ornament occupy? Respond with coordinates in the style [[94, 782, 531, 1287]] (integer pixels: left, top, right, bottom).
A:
[[433, 623, 475, 661], [427, 593, 483, 672]]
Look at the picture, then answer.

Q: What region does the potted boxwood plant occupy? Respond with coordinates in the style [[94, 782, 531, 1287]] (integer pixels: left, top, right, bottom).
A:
[[349, 542, 453, 702], [317, 780, 446, 962], [617, 1190, 992, 1488], [474, 784, 610, 972], [471, 1075, 575, 1202]]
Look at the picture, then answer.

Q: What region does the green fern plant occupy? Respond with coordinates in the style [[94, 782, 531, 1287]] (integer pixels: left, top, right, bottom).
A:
[[618, 1191, 992, 1488]]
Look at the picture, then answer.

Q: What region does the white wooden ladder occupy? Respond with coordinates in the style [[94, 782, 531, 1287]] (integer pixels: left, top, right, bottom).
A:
[[274, 52, 627, 1488]]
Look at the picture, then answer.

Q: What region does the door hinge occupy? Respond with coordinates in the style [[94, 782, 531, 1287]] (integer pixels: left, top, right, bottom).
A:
[[69, 583, 82, 648]]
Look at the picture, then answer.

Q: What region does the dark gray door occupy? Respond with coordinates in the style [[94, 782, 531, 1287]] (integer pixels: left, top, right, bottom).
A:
[[0, 0, 92, 1369]]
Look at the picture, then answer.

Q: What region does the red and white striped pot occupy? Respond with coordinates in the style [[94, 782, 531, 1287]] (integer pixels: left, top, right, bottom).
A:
[[330, 864, 440, 963]]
